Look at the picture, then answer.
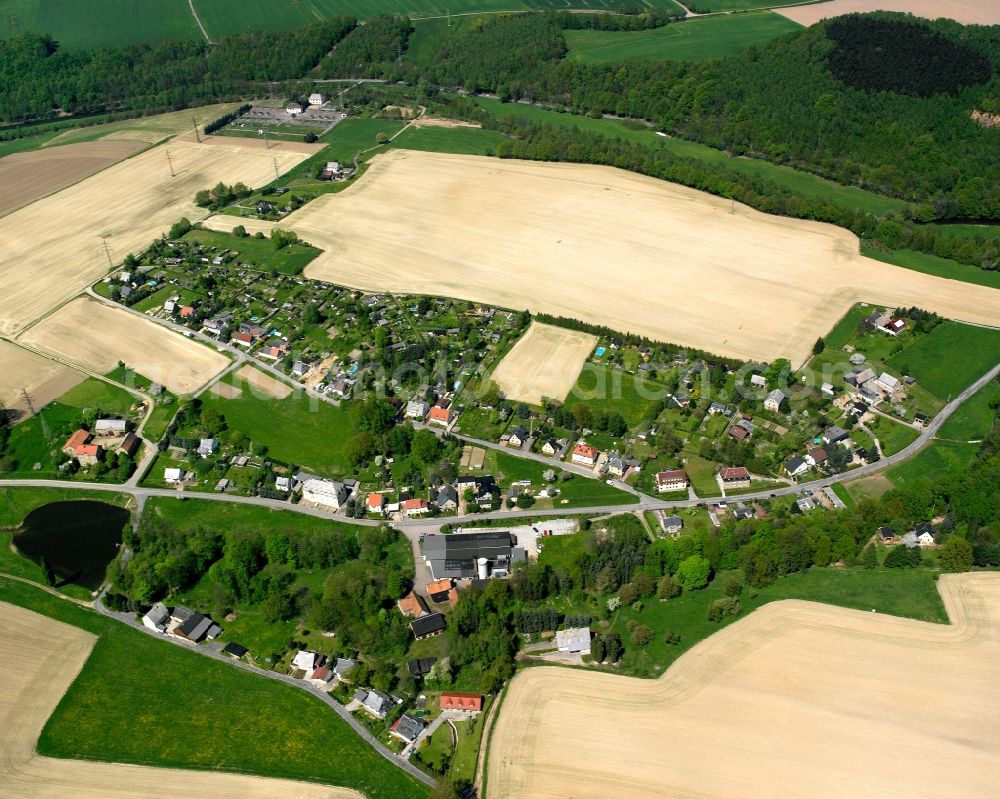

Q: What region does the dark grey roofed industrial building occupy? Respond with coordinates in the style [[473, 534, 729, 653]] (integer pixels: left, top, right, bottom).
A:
[[421, 531, 514, 580]]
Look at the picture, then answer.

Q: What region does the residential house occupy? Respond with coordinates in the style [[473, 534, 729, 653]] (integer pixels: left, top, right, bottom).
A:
[[405, 399, 429, 419], [94, 418, 129, 437], [308, 667, 334, 688], [197, 438, 218, 458], [605, 452, 625, 478], [876, 372, 901, 395], [223, 642, 248, 659], [291, 650, 320, 673], [733, 506, 754, 521], [878, 527, 895, 543], [308, 92, 324, 105], [333, 658, 359, 682], [914, 523, 935, 546], [62, 429, 102, 466], [180, 306, 194, 318], [823, 426, 849, 445], [214, 478, 229, 492], [391, 715, 426, 744], [750, 374, 767, 389], [164, 467, 183, 484], [571, 443, 598, 466], [507, 426, 529, 448], [141, 602, 170, 632], [845, 367, 876, 388], [850, 401, 870, 417], [866, 309, 892, 329], [427, 403, 453, 426], [654, 470, 688, 493], [882, 317, 906, 336], [292, 360, 312, 378], [718, 467, 752, 489], [301, 478, 349, 510], [439, 692, 483, 712], [806, 447, 828, 467], [275, 476, 293, 493], [408, 657, 437, 678], [541, 438, 560, 456], [286, 103, 303, 115], [821, 382, 835, 396], [764, 389, 786, 413], [174, 611, 222, 644], [708, 402, 732, 416], [356, 689, 394, 719], [661, 515, 683, 534], [555, 627, 591, 654], [402, 498, 429, 517], [785, 456, 809, 478], [410, 612, 447, 640], [728, 424, 750, 441], [398, 593, 429, 618], [435, 486, 458, 512], [796, 496, 816, 512], [367, 493, 385, 514], [328, 378, 351, 398], [258, 341, 287, 360], [426, 578, 453, 603]]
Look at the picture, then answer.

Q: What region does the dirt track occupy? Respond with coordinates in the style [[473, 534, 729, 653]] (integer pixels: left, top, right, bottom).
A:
[[491, 322, 597, 404], [0, 601, 362, 798], [21, 298, 229, 396], [0, 141, 145, 218], [0, 135, 316, 336], [778, 0, 1000, 26], [488, 573, 1000, 798], [205, 151, 1000, 364]]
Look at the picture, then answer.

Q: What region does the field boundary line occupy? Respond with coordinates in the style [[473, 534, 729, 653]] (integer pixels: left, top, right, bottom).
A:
[[187, 0, 214, 44]]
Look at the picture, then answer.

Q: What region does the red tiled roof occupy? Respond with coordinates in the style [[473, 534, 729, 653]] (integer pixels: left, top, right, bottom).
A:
[[448, 587, 459, 605], [233, 332, 253, 344], [426, 578, 452, 595], [64, 429, 91, 451], [402, 498, 427, 510], [179, 306, 194, 317], [656, 469, 687, 483], [428, 405, 451, 422], [720, 467, 751, 480], [367, 493, 384, 507], [440, 692, 483, 711], [398, 593, 428, 617], [310, 667, 330, 681], [573, 443, 597, 458]]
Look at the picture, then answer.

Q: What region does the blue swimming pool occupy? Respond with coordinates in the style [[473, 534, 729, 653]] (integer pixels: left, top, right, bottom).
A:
[[348, 364, 358, 374], [595, 347, 606, 357]]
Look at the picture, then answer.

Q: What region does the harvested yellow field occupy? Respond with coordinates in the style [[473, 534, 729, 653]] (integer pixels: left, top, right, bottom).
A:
[[45, 103, 242, 147], [491, 322, 597, 404], [219, 151, 1000, 364], [0, 602, 362, 799], [0, 135, 317, 335], [778, 0, 1000, 26], [21, 298, 229, 395], [233, 365, 294, 399], [0, 340, 84, 418], [489, 573, 1000, 799], [0, 140, 145, 218]]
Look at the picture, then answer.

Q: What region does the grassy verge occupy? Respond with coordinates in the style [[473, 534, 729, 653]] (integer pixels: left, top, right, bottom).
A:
[[0, 577, 426, 798], [861, 245, 1000, 291]]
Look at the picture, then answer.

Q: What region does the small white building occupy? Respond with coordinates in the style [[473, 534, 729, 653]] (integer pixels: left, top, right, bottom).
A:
[[555, 627, 591, 654], [291, 650, 320, 673], [750, 374, 767, 389], [405, 399, 430, 419], [164, 467, 183, 484], [308, 93, 324, 106], [197, 438, 217, 458], [764, 389, 786, 413], [302, 478, 349, 510], [142, 602, 170, 632], [275, 476, 293, 493], [286, 103, 303, 116]]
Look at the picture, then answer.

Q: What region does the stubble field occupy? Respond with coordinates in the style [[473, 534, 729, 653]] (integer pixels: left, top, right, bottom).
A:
[[0, 601, 363, 798], [488, 573, 1000, 798], [216, 151, 1000, 364], [777, 0, 1000, 26], [0, 135, 317, 335], [0, 140, 146, 218], [20, 298, 229, 395], [0, 341, 84, 417], [490, 322, 597, 405]]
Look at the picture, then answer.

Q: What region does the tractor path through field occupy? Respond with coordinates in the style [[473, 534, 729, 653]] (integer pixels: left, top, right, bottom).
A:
[[187, 0, 214, 43]]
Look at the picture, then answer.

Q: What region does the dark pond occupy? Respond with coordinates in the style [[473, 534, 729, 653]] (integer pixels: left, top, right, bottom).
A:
[[13, 501, 129, 590]]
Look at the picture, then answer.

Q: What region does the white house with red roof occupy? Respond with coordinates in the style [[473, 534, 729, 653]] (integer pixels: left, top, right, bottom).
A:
[[571, 442, 598, 466]]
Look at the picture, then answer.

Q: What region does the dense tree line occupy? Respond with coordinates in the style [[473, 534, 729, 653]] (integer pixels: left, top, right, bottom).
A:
[[825, 16, 992, 97], [319, 16, 412, 78], [0, 18, 355, 121]]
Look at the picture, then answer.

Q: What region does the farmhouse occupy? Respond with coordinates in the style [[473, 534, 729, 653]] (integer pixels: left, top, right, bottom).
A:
[[572, 443, 598, 466], [286, 103, 303, 116], [302, 478, 350, 510], [764, 389, 786, 413], [118, 432, 140, 458], [440, 692, 483, 712], [62, 428, 102, 465], [141, 602, 170, 632], [173, 611, 222, 644], [308, 93, 324, 106], [410, 612, 447, 640], [427, 403, 454, 426], [403, 498, 430, 517], [94, 418, 129, 436], [556, 627, 592, 654], [654, 470, 689, 493], [876, 372, 901, 395], [718, 467, 752, 489], [421, 530, 515, 580], [367, 493, 385, 513]]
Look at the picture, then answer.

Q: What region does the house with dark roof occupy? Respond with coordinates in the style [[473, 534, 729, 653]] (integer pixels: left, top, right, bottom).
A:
[[507, 426, 529, 448], [223, 642, 248, 659], [357, 688, 395, 719], [410, 612, 447, 640], [435, 485, 459, 512], [408, 657, 437, 678], [173, 611, 222, 644], [785, 456, 808, 478], [426, 578, 453, 603], [391, 714, 426, 744]]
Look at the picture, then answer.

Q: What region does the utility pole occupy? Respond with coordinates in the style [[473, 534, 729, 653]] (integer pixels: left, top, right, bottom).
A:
[[166, 149, 175, 177], [21, 388, 48, 439], [102, 237, 114, 269], [192, 117, 201, 142]]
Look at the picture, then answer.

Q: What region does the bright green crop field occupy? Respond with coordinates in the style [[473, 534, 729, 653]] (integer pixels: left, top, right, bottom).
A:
[[564, 12, 801, 64]]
